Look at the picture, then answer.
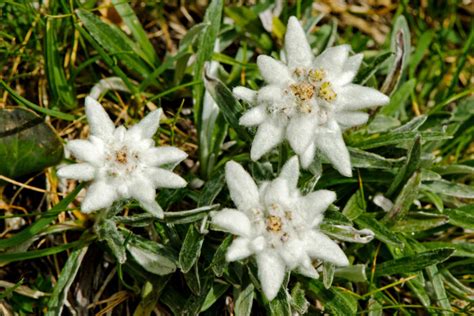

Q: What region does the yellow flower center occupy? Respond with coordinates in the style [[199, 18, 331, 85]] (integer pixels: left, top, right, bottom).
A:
[[266, 215, 283, 232], [308, 68, 325, 83], [318, 81, 337, 102]]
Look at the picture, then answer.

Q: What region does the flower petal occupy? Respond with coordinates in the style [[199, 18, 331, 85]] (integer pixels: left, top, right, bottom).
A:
[[67, 140, 103, 165], [148, 168, 187, 189], [301, 190, 336, 226], [129, 176, 156, 202], [250, 120, 285, 160], [127, 176, 164, 218], [225, 161, 260, 211], [113, 125, 126, 142], [85, 96, 115, 139], [300, 141, 316, 169], [257, 85, 282, 104], [313, 45, 350, 77], [334, 53, 363, 86], [139, 199, 164, 218], [305, 230, 349, 267], [280, 238, 305, 269], [262, 178, 291, 207], [335, 111, 369, 128], [256, 251, 286, 301], [82, 181, 117, 213], [278, 156, 300, 189], [314, 121, 352, 177], [233, 86, 257, 104], [335, 84, 389, 111], [296, 256, 319, 279], [143, 147, 188, 166], [57, 163, 95, 181], [239, 105, 268, 127], [286, 113, 317, 154], [285, 16, 313, 69], [226, 237, 253, 262], [128, 109, 162, 139], [212, 208, 252, 237], [257, 55, 291, 85]]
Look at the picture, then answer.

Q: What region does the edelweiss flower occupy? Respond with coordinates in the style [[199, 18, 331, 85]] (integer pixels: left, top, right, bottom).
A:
[[57, 97, 187, 218], [234, 16, 389, 176], [211, 157, 349, 300]]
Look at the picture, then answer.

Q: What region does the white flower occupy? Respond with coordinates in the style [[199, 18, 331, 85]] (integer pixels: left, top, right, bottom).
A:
[[234, 16, 389, 176], [211, 157, 349, 300], [57, 97, 187, 218]]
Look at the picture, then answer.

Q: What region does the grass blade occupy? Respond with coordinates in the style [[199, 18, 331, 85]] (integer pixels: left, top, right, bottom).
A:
[[0, 183, 84, 249], [45, 246, 88, 316]]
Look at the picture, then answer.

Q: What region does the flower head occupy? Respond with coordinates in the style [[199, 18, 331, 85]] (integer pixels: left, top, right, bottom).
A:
[[57, 97, 187, 218], [211, 157, 349, 300], [234, 16, 389, 176]]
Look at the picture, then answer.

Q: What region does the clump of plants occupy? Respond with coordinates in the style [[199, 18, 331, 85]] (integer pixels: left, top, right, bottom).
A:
[[0, 1, 472, 315]]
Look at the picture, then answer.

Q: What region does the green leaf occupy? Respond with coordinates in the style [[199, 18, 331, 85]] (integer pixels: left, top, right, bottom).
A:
[[111, 0, 158, 67], [320, 224, 374, 243], [342, 190, 365, 220], [425, 264, 452, 313], [366, 115, 400, 133], [266, 289, 291, 316], [0, 239, 86, 264], [289, 282, 308, 315], [354, 51, 392, 85], [355, 214, 402, 246], [447, 205, 474, 230], [203, 72, 250, 141], [44, 18, 76, 110], [334, 264, 367, 282], [0, 108, 63, 178], [386, 135, 421, 197], [0, 80, 76, 120], [96, 219, 126, 264], [371, 248, 455, 277], [323, 262, 335, 289], [306, 279, 358, 316], [349, 147, 405, 170], [0, 183, 84, 250], [381, 15, 411, 95], [198, 170, 225, 207], [349, 130, 450, 150], [384, 172, 422, 224], [433, 164, 474, 176], [127, 235, 177, 275], [210, 235, 232, 277], [179, 225, 204, 273], [200, 282, 230, 312], [45, 246, 88, 316], [178, 22, 207, 53], [423, 242, 474, 258], [421, 180, 474, 199], [234, 283, 255, 316], [193, 0, 223, 129], [391, 213, 449, 233], [392, 115, 427, 133], [380, 79, 416, 116], [76, 9, 151, 78]]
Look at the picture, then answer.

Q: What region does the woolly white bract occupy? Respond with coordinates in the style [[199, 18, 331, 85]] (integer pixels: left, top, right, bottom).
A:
[[57, 97, 187, 218], [234, 16, 389, 176], [211, 157, 349, 300]]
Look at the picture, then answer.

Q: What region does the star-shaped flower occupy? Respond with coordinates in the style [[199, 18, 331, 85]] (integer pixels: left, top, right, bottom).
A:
[[211, 157, 349, 300], [234, 16, 389, 176], [57, 97, 187, 218]]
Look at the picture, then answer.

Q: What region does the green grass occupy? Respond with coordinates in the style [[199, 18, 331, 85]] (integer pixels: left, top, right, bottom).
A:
[[0, 0, 473, 315]]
